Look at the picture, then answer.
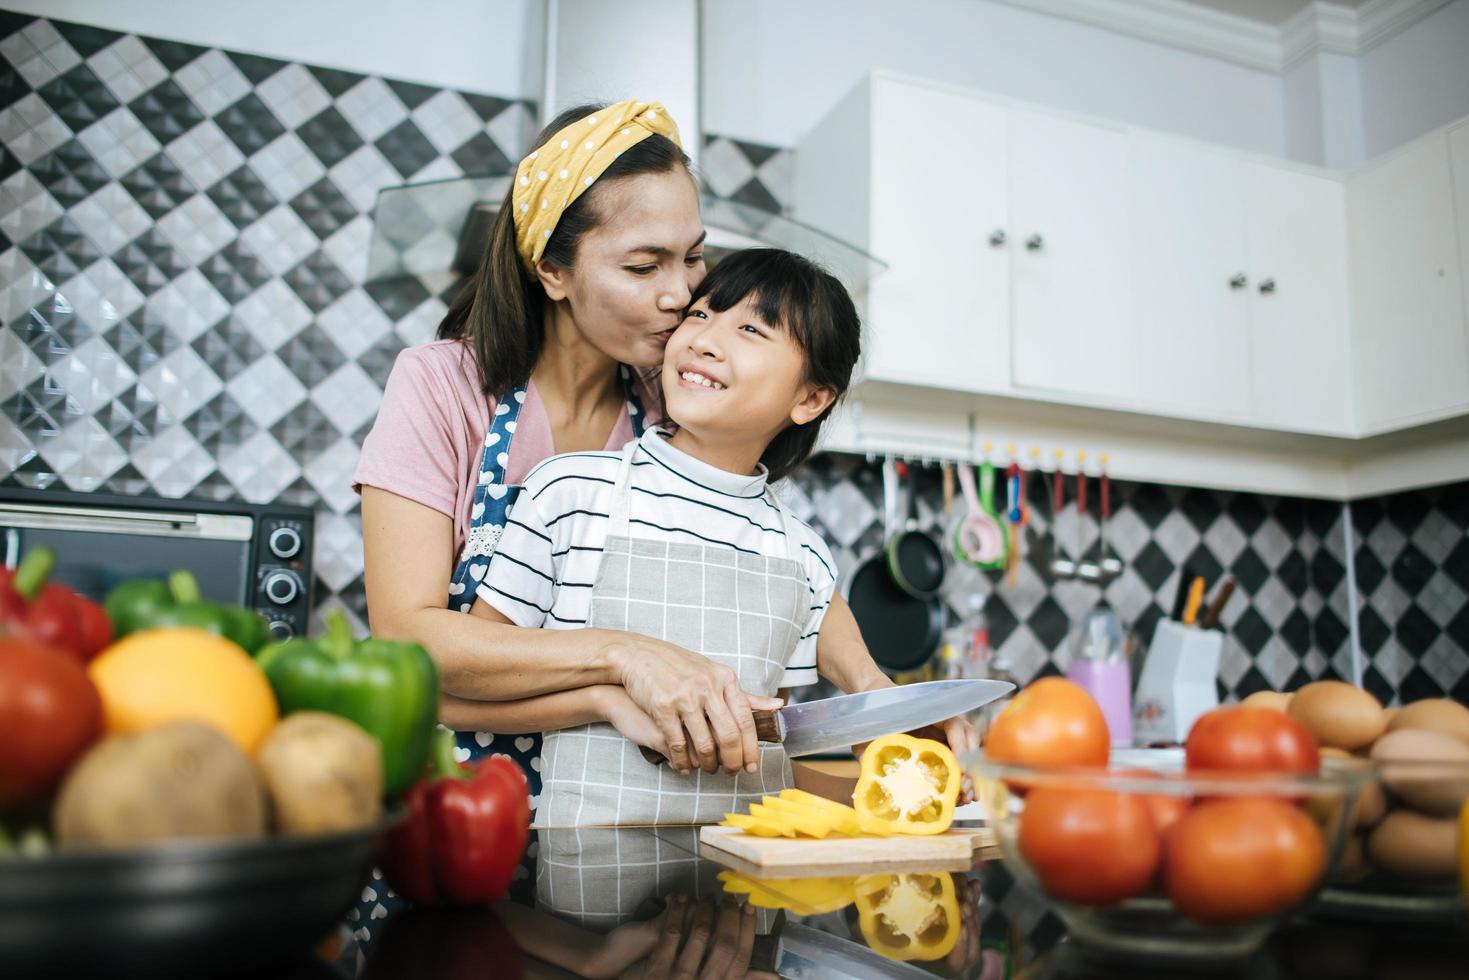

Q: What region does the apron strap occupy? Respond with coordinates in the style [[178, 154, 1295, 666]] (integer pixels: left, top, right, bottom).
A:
[[604, 441, 642, 541]]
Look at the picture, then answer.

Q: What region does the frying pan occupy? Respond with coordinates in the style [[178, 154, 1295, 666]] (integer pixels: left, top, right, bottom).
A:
[[885, 461, 946, 599], [846, 460, 945, 674]]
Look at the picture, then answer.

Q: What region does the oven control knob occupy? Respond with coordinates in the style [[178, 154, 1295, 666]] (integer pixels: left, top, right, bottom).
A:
[[269, 526, 302, 560], [264, 571, 300, 606], [268, 620, 295, 642]]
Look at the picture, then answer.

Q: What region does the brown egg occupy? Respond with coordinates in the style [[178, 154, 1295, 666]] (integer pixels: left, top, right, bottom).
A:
[[1387, 698, 1469, 746], [1288, 681, 1387, 751], [1355, 777, 1388, 829], [1335, 832, 1371, 884], [1241, 690, 1293, 713], [1366, 809, 1457, 880], [1369, 728, 1469, 816]]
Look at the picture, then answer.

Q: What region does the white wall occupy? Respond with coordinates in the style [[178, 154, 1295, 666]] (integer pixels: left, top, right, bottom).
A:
[[701, 0, 1288, 157], [1358, 0, 1469, 162], [7, 0, 542, 99]]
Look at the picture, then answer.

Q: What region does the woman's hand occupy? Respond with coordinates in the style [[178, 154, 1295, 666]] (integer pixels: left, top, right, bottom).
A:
[[606, 636, 782, 777], [596, 686, 669, 758]]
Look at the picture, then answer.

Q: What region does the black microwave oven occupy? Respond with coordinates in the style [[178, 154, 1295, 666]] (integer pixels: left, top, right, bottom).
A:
[[0, 487, 314, 642]]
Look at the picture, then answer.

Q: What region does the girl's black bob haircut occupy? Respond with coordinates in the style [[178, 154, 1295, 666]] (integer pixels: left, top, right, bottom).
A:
[[687, 248, 861, 481]]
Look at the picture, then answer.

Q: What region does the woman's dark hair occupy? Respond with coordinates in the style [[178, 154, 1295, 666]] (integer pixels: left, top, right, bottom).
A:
[[438, 103, 692, 396], [687, 248, 861, 481]]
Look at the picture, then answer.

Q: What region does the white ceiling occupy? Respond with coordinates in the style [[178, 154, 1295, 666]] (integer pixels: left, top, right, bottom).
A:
[[1185, 0, 1373, 25]]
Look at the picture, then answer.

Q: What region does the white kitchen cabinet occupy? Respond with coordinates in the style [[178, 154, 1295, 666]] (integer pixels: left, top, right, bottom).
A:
[[1008, 108, 1137, 403], [1245, 162, 1355, 435], [1452, 122, 1469, 346], [794, 77, 1012, 394], [1348, 132, 1469, 432], [1127, 133, 1252, 420]]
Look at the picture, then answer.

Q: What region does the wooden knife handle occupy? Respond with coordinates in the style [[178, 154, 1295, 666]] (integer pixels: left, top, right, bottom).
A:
[[637, 709, 781, 767]]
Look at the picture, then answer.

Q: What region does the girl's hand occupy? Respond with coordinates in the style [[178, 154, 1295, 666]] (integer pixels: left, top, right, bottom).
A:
[[596, 686, 670, 759]]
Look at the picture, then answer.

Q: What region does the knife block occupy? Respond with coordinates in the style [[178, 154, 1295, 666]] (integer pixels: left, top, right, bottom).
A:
[[1131, 621, 1221, 745]]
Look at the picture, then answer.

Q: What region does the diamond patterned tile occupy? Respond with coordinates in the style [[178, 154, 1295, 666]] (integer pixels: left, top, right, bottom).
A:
[[227, 352, 306, 428], [231, 277, 312, 350], [327, 142, 398, 212], [247, 131, 324, 203], [239, 203, 318, 277], [57, 256, 145, 322], [172, 49, 249, 117], [450, 130, 512, 176], [0, 411, 36, 477], [205, 163, 278, 227], [181, 390, 258, 456], [49, 333, 135, 416], [334, 76, 407, 143], [102, 313, 179, 376], [308, 65, 366, 99], [195, 234, 270, 304], [289, 175, 356, 240], [118, 149, 193, 218], [295, 104, 362, 169], [217, 429, 300, 503], [700, 137, 757, 199], [256, 63, 330, 130], [226, 50, 288, 85], [144, 267, 229, 342], [0, 324, 45, 400], [283, 248, 350, 312], [1, 20, 80, 89], [154, 191, 235, 264], [0, 93, 73, 165], [392, 293, 446, 346], [270, 397, 338, 457], [113, 225, 186, 297], [308, 360, 380, 435], [410, 90, 481, 155], [20, 214, 102, 283], [129, 420, 213, 497], [127, 77, 204, 144], [37, 62, 118, 133], [215, 90, 285, 157], [485, 100, 535, 159], [374, 117, 437, 179], [51, 22, 121, 59], [137, 342, 223, 422], [36, 413, 128, 491], [313, 511, 365, 592], [277, 322, 346, 387], [138, 36, 207, 73], [0, 247, 53, 323], [317, 286, 393, 360], [0, 168, 63, 242], [28, 136, 109, 208], [164, 118, 244, 192], [85, 35, 167, 105], [67, 180, 151, 255], [303, 434, 362, 514]]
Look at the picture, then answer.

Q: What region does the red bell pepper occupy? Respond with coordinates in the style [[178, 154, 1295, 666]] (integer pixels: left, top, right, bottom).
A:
[[380, 728, 531, 906], [1, 548, 113, 663], [0, 633, 104, 806]]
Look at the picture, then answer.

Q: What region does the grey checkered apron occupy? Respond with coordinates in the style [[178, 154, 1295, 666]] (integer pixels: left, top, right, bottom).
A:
[[536, 441, 808, 834]]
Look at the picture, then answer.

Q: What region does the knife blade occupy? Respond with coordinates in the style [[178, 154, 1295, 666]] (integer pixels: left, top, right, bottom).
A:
[[639, 679, 1013, 766], [752, 921, 936, 978]]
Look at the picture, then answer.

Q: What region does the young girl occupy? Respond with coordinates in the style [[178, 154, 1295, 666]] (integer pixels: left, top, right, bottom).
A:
[[467, 247, 861, 827]]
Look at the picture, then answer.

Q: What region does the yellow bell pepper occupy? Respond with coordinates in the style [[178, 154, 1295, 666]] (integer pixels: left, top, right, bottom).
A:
[[748, 801, 833, 838], [778, 789, 864, 835], [855, 873, 962, 962], [718, 871, 858, 916], [853, 734, 961, 836], [721, 812, 791, 837], [720, 790, 864, 839]]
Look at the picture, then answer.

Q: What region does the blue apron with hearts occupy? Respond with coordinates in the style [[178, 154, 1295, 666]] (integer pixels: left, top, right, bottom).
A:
[[346, 368, 647, 949]]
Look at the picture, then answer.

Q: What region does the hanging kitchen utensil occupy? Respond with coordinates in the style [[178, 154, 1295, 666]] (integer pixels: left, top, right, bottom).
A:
[[1098, 459, 1123, 581], [886, 462, 946, 599], [1047, 464, 1076, 580], [1076, 465, 1101, 583], [846, 460, 945, 674], [1004, 461, 1024, 588], [952, 462, 1007, 571], [941, 462, 955, 517]]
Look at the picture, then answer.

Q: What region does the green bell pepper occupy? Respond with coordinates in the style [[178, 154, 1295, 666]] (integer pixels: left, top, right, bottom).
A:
[[105, 571, 269, 653], [257, 611, 439, 796]]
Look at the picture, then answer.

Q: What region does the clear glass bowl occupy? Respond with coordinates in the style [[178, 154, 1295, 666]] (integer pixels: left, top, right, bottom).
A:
[[968, 748, 1370, 963], [1317, 755, 1469, 922]]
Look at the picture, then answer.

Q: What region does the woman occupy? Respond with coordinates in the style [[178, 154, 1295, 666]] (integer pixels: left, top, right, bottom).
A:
[[354, 99, 977, 795]]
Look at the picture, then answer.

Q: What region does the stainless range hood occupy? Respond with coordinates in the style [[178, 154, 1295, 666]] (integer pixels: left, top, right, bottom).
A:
[[364, 0, 881, 292], [364, 174, 883, 291]]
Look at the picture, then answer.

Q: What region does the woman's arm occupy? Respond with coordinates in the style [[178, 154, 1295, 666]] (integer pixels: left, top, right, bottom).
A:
[[440, 684, 673, 759], [362, 487, 767, 774]]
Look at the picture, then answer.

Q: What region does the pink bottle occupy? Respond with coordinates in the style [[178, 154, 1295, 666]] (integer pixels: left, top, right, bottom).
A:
[[1066, 609, 1133, 747]]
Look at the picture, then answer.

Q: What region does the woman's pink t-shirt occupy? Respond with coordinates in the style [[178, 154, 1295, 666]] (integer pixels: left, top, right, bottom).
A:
[[352, 340, 661, 560]]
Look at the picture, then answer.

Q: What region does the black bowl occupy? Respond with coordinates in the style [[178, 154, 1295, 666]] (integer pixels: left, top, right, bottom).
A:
[[0, 812, 402, 978]]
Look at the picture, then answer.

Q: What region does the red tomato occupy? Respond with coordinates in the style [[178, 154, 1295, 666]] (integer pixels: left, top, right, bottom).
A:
[[1114, 768, 1190, 838], [1185, 707, 1320, 776], [0, 635, 104, 805], [1163, 797, 1326, 925], [1017, 787, 1161, 906], [985, 677, 1111, 770]]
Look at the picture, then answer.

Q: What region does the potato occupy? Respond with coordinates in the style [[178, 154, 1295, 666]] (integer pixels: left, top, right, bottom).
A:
[[256, 712, 383, 836], [54, 721, 266, 847]]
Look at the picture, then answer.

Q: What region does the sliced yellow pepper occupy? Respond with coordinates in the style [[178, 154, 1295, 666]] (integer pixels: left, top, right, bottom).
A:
[[720, 790, 866, 839], [853, 734, 961, 836], [855, 873, 962, 962], [748, 801, 832, 839], [718, 871, 858, 916], [721, 813, 792, 837], [777, 789, 864, 835]]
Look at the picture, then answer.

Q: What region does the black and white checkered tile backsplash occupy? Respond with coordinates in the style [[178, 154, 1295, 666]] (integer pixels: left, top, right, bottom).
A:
[[2, 14, 1463, 705]]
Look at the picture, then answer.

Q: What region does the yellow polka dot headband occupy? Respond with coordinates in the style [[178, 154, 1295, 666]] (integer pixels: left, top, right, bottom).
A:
[[512, 100, 682, 272]]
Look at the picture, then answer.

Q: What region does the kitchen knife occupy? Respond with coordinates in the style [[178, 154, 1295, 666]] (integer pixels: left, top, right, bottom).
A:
[[638, 679, 1013, 766], [751, 921, 937, 978], [1199, 578, 1236, 630]]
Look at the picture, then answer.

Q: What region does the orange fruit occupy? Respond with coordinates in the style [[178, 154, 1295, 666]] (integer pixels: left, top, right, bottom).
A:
[[89, 628, 279, 755]]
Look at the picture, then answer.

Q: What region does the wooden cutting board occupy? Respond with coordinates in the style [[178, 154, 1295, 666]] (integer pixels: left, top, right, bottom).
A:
[[698, 825, 992, 877]]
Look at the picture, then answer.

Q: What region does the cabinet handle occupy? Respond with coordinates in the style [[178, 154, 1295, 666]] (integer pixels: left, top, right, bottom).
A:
[[989, 229, 1007, 247], [1229, 273, 1248, 290], [1025, 234, 1044, 251], [1258, 277, 1276, 294]]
